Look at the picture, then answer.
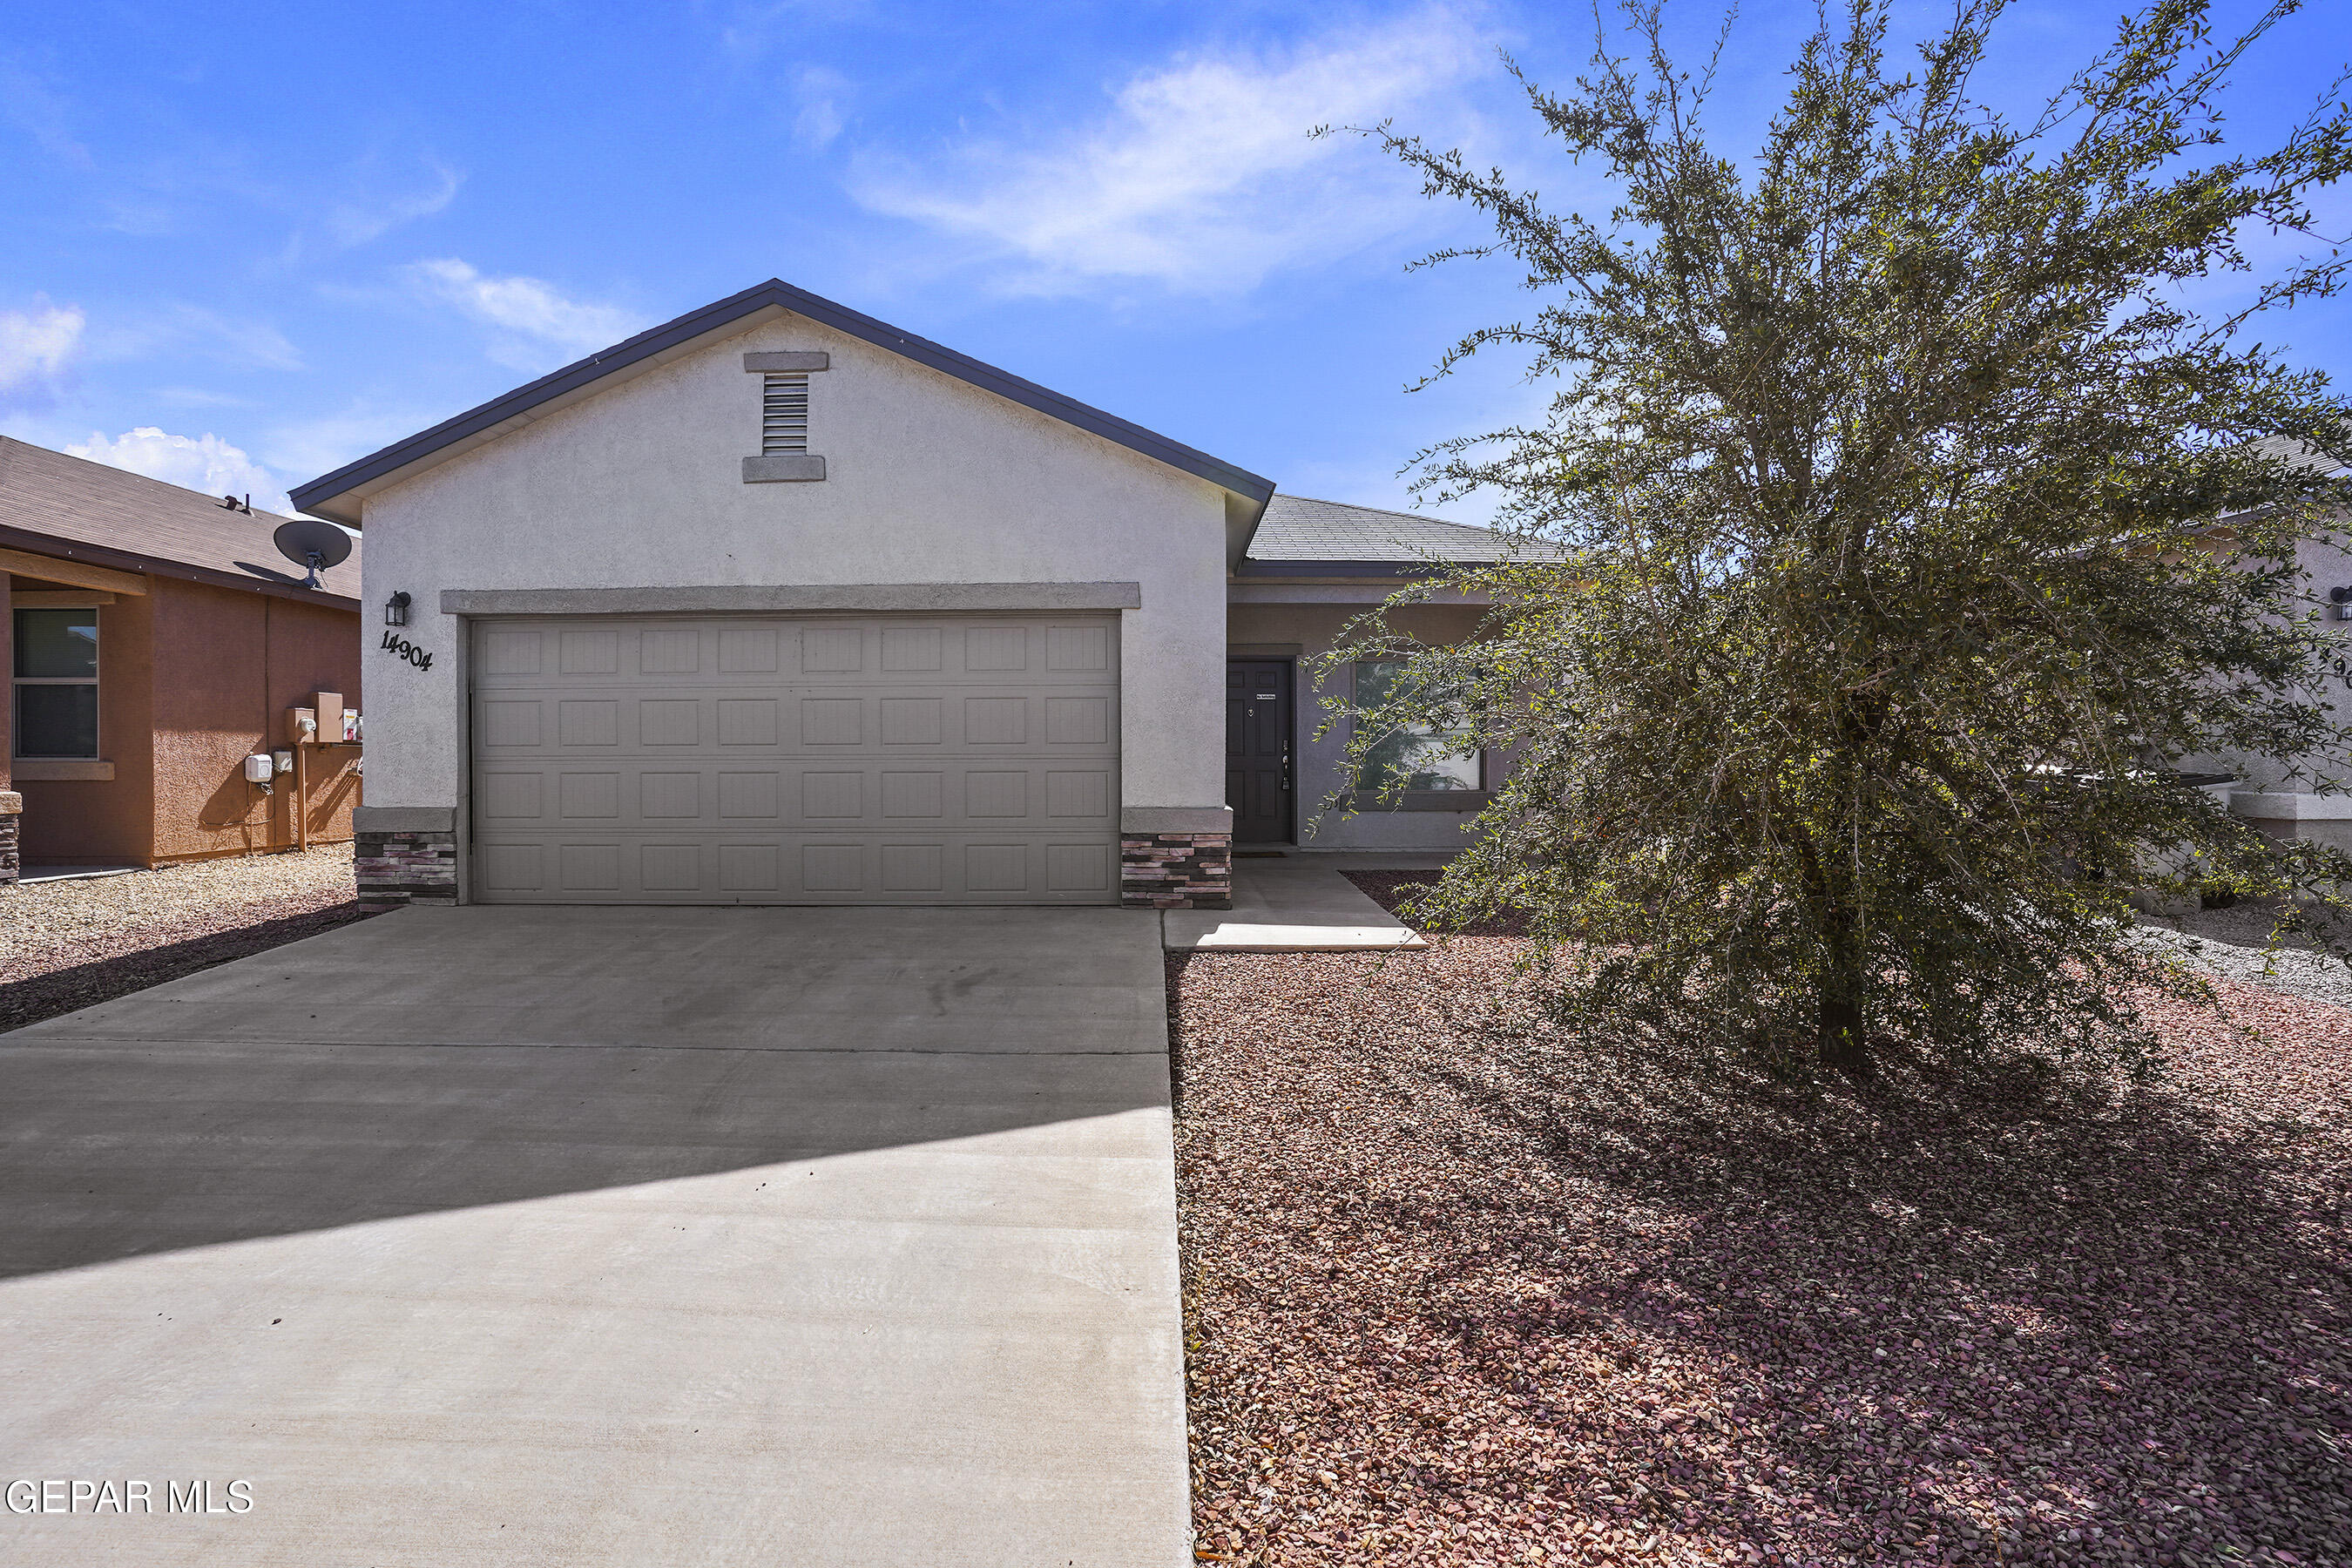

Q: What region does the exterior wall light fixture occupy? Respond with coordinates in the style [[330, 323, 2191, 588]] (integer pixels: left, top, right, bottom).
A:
[[384, 591, 412, 628]]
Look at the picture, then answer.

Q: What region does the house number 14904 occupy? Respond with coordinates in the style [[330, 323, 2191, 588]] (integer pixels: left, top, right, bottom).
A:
[[381, 631, 434, 671]]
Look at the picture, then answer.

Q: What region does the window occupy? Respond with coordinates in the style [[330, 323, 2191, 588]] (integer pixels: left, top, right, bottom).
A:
[[13, 606, 100, 759], [1353, 659, 1482, 792], [761, 372, 809, 453]]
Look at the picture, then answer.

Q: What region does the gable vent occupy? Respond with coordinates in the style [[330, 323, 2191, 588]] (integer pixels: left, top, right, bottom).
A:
[[761, 373, 809, 453]]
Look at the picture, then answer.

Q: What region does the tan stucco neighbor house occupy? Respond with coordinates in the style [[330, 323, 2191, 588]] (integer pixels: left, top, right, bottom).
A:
[[1, 438, 364, 879], [291, 280, 1541, 911]]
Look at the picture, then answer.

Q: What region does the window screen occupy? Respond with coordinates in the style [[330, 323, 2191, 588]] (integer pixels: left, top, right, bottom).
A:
[[1353, 659, 1481, 792]]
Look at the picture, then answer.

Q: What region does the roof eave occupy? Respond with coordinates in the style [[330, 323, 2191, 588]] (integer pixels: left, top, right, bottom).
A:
[[1233, 558, 1492, 578], [0, 521, 362, 609]]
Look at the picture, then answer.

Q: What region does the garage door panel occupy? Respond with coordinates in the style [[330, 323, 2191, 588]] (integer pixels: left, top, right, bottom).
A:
[[476, 770, 543, 822], [471, 614, 1119, 905], [720, 841, 781, 891], [1046, 623, 1112, 672], [559, 700, 619, 747], [486, 691, 1115, 757], [559, 629, 618, 674], [483, 627, 543, 675], [480, 700, 544, 748], [801, 771, 863, 820], [638, 626, 702, 674], [720, 624, 781, 672], [562, 772, 622, 820], [476, 760, 1114, 835], [471, 832, 1118, 904], [716, 698, 780, 745]]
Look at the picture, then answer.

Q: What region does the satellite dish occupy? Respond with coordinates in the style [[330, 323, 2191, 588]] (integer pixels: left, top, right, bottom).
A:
[[274, 517, 354, 589]]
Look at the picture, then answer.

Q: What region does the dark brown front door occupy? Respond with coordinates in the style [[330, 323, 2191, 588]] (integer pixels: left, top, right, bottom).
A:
[[1226, 659, 1292, 843]]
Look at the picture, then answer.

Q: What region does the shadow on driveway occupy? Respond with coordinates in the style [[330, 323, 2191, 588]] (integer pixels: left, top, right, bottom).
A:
[[0, 903, 1173, 1279], [0, 902, 1188, 1568], [0, 902, 375, 1037]]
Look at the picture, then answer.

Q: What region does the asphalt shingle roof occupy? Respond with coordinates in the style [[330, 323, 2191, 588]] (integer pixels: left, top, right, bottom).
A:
[[1245, 494, 1564, 564], [0, 437, 361, 604], [2249, 432, 2352, 478]]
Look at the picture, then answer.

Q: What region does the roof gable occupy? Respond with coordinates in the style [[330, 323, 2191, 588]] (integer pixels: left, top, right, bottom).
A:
[[289, 279, 1274, 526]]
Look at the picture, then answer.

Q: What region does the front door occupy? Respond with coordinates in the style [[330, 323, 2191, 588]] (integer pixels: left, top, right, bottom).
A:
[[1225, 659, 1292, 843]]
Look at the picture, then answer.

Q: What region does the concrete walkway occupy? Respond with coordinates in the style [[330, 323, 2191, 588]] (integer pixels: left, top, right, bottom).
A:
[[0, 906, 1186, 1567], [1163, 855, 1440, 952]]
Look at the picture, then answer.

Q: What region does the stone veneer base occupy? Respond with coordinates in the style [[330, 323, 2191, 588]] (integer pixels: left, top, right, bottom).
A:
[[0, 791, 19, 886], [355, 829, 458, 909], [1120, 832, 1232, 910]]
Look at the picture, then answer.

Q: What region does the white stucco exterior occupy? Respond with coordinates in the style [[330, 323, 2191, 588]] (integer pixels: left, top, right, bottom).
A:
[[352, 311, 1232, 833]]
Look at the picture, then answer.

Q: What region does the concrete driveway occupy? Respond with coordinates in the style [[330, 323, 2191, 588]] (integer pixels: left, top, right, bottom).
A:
[[0, 905, 1186, 1566]]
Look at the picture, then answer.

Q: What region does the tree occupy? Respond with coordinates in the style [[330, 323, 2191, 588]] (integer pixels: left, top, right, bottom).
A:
[[1328, 0, 2352, 1071]]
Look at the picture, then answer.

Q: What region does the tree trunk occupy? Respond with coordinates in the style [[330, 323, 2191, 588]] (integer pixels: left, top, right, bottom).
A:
[[1815, 903, 1869, 1070], [1815, 971, 1867, 1070]]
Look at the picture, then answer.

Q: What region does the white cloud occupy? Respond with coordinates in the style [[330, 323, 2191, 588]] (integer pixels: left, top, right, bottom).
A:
[[258, 403, 446, 486], [793, 66, 851, 151], [0, 55, 91, 168], [328, 161, 463, 248], [68, 426, 293, 512], [0, 300, 84, 405], [87, 304, 303, 373], [851, 7, 1495, 294], [402, 259, 648, 372], [153, 386, 256, 409]]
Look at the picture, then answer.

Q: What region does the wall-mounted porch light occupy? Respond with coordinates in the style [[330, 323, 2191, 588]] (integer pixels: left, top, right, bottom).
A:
[[384, 591, 412, 628]]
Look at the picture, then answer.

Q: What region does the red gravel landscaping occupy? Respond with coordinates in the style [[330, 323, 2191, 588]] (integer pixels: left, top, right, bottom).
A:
[[1170, 930, 2351, 1566]]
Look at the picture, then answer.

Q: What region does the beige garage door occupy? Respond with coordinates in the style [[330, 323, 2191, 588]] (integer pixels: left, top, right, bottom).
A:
[[469, 614, 1120, 904]]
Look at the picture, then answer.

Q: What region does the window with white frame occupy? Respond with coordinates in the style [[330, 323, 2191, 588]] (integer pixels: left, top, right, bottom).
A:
[[13, 605, 100, 759], [1353, 659, 1482, 792]]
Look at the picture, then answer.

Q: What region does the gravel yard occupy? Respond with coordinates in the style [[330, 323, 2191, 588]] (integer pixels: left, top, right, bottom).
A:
[[1173, 909, 2351, 1564], [0, 846, 369, 1033]]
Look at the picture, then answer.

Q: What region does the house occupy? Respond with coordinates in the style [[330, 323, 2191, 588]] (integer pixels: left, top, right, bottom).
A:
[[289, 280, 1551, 911], [2200, 434, 2352, 855], [0, 438, 364, 878]]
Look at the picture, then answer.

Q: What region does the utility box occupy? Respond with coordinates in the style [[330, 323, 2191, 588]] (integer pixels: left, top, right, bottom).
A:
[[311, 693, 342, 739], [287, 706, 318, 746]]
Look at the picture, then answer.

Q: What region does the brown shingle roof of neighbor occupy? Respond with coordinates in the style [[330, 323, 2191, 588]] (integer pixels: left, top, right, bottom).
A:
[[0, 436, 361, 607], [1238, 494, 1571, 572]]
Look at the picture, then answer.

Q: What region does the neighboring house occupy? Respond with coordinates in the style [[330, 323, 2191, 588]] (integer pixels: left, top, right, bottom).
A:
[[2202, 434, 2352, 855], [288, 279, 1555, 912], [0, 438, 364, 877], [2164, 432, 2352, 860]]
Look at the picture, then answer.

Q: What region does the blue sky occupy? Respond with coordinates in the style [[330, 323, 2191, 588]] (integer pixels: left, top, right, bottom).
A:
[[3, 0, 2349, 520]]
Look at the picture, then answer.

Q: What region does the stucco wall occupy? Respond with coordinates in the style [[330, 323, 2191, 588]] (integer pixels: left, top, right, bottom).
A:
[[147, 578, 362, 862], [17, 591, 155, 864], [0, 573, 10, 790], [2204, 531, 2352, 792], [354, 313, 1232, 828], [13, 579, 361, 866], [1229, 598, 1492, 851]]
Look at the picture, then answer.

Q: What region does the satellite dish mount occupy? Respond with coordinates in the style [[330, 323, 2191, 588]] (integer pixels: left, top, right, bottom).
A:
[[273, 518, 354, 590]]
